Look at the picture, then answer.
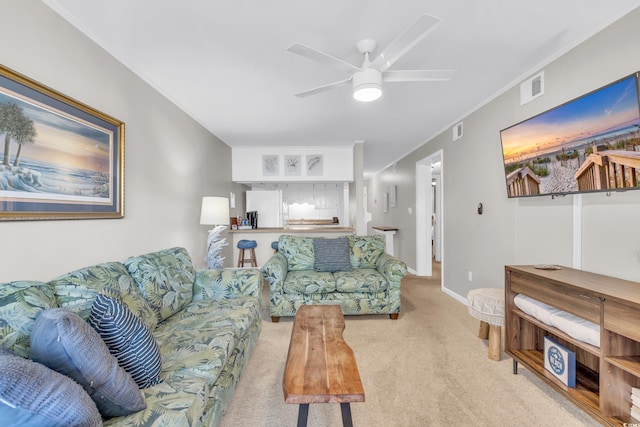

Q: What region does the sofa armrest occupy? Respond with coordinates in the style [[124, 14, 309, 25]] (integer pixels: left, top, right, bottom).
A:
[[261, 253, 288, 292], [376, 253, 407, 287], [193, 268, 262, 301]]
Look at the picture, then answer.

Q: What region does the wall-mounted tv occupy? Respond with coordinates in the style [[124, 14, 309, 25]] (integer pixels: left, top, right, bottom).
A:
[[500, 73, 640, 198]]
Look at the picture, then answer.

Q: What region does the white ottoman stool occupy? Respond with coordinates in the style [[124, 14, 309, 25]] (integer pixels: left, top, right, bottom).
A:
[[467, 288, 504, 361]]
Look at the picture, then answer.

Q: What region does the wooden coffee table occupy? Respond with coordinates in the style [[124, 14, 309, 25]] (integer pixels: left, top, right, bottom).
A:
[[283, 305, 365, 427]]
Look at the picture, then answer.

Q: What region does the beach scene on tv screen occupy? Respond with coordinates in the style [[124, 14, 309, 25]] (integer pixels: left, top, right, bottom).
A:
[[501, 75, 640, 197]]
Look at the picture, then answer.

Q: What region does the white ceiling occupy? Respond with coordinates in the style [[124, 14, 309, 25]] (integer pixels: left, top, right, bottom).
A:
[[43, 0, 640, 177]]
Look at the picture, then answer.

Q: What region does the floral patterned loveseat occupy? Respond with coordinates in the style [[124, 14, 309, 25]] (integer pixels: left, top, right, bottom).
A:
[[262, 234, 407, 322], [0, 247, 261, 427]]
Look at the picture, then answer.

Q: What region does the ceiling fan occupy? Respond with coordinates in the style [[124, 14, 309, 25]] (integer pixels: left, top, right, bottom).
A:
[[287, 13, 455, 102]]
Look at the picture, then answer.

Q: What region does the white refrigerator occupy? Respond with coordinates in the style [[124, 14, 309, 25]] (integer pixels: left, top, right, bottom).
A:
[[245, 190, 283, 228]]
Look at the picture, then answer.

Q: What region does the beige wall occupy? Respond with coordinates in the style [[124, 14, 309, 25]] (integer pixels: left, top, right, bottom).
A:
[[368, 7, 640, 300], [0, 0, 241, 281]]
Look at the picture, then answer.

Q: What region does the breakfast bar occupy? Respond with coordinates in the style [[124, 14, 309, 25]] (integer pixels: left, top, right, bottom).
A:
[[229, 226, 355, 268]]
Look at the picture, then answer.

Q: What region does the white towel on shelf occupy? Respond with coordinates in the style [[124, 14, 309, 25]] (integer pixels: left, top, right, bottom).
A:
[[514, 293, 600, 348]]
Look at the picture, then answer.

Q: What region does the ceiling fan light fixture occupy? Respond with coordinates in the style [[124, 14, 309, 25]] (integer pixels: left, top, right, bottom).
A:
[[353, 68, 382, 102]]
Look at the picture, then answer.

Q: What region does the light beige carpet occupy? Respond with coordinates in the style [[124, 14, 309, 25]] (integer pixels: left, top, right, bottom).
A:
[[221, 268, 598, 427]]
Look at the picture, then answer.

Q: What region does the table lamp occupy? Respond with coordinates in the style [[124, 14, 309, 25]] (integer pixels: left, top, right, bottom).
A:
[[200, 196, 230, 269]]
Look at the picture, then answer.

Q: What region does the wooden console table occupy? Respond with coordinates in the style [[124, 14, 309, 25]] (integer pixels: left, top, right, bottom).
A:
[[283, 305, 364, 427], [505, 265, 640, 426]]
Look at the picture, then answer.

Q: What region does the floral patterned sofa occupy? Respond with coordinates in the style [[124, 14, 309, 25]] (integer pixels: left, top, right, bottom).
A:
[[0, 247, 262, 427], [262, 234, 407, 322]]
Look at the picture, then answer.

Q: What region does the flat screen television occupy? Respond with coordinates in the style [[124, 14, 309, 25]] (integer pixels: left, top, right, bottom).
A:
[[499, 73, 640, 198]]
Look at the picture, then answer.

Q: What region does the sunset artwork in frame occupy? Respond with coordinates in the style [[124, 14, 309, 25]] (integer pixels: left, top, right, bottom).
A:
[[0, 65, 124, 220]]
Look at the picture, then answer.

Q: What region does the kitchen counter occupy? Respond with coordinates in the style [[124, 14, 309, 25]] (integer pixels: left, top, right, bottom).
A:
[[229, 227, 355, 268], [229, 227, 354, 234]]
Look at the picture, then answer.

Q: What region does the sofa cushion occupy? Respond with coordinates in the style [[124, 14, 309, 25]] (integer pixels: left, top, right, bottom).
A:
[[0, 281, 57, 358], [124, 247, 195, 323], [89, 294, 162, 389], [334, 269, 388, 293], [51, 261, 158, 331], [0, 348, 102, 427], [348, 235, 385, 269], [30, 308, 146, 417], [104, 377, 209, 427], [157, 298, 261, 339], [279, 235, 315, 271], [154, 326, 238, 386], [283, 270, 336, 294], [313, 237, 353, 272]]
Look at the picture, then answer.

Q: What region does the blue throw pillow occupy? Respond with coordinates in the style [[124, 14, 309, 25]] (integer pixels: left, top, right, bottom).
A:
[[30, 308, 147, 417], [89, 294, 162, 389], [0, 348, 102, 427], [313, 237, 353, 272]]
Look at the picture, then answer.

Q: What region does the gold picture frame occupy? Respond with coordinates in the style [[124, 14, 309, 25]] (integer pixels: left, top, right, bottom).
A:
[[0, 64, 124, 220]]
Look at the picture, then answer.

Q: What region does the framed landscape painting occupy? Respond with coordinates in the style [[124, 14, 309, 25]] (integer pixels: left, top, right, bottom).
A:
[[0, 65, 124, 220]]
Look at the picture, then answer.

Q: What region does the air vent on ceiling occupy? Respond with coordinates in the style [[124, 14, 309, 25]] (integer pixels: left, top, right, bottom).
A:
[[452, 121, 463, 141], [520, 71, 544, 105]]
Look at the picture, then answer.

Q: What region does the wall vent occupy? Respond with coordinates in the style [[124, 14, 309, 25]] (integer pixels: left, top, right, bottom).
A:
[[452, 121, 463, 141], [520, 71, 544, 105]]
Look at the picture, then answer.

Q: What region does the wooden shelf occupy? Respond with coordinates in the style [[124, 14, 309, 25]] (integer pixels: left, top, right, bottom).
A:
[[505, 265, 640, 426], [510, 349, 600, 400], [508, 348, 634, 426], [510, 308, 601, 356], [605, 355, 640, 377]]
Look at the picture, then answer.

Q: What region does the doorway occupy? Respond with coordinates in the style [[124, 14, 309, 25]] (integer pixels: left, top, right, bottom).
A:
[[415, 150, 443, 279]]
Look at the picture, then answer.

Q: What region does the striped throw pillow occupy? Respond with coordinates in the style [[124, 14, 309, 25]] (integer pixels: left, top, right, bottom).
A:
[[313, 237, 353, 272], [89, 294, 162, 389]]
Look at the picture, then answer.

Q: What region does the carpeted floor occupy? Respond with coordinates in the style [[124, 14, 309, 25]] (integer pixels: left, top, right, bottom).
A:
[[221, 265, 598, 426]]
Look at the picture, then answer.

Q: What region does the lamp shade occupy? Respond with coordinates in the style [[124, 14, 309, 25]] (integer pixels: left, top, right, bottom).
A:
[[200, 196, 229, 225], [353, 68, 382, 102]]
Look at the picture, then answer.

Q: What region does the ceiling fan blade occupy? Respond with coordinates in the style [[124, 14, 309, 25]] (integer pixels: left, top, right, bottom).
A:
[[370, 13, 441, 73], [287, 43, 360, 74], [383, 69, 456, 82], [293, 78, 351, 98]]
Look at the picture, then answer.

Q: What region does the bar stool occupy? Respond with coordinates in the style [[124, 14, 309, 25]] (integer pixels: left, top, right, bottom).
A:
[[271, 241, 279, 253], [237, 239, 258, 267]]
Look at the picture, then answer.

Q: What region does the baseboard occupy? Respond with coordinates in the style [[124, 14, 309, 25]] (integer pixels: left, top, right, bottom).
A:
[[441, 286, 467, 305], [406, 267, 468, 306]]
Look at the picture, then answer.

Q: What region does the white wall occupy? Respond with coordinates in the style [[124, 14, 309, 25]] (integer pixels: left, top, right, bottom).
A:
[[0, 0, 239, 281], [368, 7, 640, 301]]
